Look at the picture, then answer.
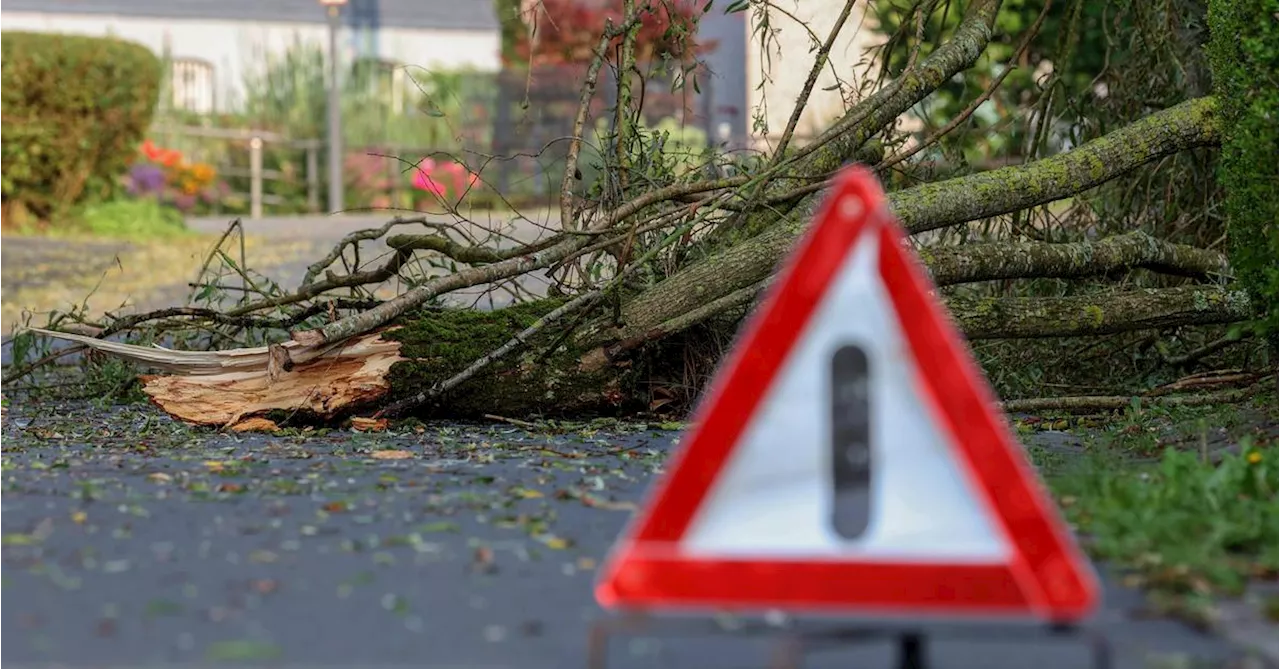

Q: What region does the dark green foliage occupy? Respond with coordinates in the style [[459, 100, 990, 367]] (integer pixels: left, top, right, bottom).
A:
[[1206, 0, 1279, 331], [871, 0, 1222, 251], [0, 32, 162, 223]]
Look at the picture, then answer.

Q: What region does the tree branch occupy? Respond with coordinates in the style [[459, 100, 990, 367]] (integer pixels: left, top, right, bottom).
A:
[[923, 230, 1230, 285], [950, 286, 1251, 339], [1000, 386, 1264, 414], [592, 231, 1236, 360], [385, 233, 559, 265], [610, 97, 1221, 343]]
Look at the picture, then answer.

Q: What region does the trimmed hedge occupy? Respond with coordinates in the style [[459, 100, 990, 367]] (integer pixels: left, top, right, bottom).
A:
[[1207, 0, 1280, 331], [1, 32, 162, 224]]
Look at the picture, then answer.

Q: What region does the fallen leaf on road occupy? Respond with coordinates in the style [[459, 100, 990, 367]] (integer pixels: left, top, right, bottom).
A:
[[251, 579, 279, 595], [147, 472, 172, 484], [541, 535, 571, 550], [371, 449, 413, 460], [350, 416, 389, 432], [512, 487, 543, 499], [228, 417, 280, 433], [472, 545, 497, 574], [71, 511, 87, 525]]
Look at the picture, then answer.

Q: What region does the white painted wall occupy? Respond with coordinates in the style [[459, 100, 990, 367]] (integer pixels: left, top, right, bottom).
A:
[[0, 12, 500, 113], [744, 2, 886, 150]]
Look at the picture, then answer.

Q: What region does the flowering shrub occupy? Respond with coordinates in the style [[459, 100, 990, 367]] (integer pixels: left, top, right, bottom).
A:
[[126, 140, 224, 212], [410, 157, 480, 204], [345, 152, 397, 209]]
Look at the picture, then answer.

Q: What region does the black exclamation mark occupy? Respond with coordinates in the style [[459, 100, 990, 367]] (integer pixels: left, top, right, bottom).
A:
[[831, 344, 873, 540]]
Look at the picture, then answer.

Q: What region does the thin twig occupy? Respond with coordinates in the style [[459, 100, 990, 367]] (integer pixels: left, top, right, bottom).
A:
[[771, 0, 859, 162], [1166, 332, 1255, 367], [1, 345, 88, 387], [185, 218, 242, 305], [560, 13, 644, 232], [302, 215, 465, 286]]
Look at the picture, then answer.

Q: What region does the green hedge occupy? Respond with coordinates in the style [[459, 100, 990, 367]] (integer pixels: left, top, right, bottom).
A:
[[1207, 0, 1280, 332], [1, 32, 162, 224]]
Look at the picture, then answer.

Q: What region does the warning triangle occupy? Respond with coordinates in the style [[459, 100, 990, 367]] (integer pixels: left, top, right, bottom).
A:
[[595, 166, 1100, 623]]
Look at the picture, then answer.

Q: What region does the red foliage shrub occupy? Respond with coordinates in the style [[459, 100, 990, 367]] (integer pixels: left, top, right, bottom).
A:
[[513, 0, 712, 67]]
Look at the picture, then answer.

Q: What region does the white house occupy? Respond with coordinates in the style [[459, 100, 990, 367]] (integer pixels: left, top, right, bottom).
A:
[[1, 0, 503, 114]]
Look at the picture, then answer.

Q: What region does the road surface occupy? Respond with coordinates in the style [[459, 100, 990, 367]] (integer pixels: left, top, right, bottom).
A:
[[1, 400, 1272, 669]]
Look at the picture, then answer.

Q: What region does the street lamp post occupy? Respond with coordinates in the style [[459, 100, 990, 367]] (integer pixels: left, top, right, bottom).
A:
[[320, 0, 348, 214]]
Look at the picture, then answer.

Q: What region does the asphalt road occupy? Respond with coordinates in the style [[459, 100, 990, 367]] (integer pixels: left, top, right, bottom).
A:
[[1, 401, 1267, 669]]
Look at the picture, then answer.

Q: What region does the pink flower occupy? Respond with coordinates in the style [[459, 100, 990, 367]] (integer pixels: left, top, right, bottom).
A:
[[413, 174, 446, 197], [411, 158, 446, 196], [410, 158, 479, 199]]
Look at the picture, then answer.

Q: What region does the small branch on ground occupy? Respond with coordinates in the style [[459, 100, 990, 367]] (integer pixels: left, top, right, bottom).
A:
[[951, 285, 1251, 339], [302, 216, 473, 286], [1000, 385, 1269, 414]]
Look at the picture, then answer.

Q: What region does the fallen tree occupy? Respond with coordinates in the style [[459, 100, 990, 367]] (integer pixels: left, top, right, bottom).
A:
[[11, 0, 1275, 426]]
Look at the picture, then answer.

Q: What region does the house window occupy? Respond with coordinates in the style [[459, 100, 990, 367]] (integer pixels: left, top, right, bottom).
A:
[[171, 59, 216, 114]]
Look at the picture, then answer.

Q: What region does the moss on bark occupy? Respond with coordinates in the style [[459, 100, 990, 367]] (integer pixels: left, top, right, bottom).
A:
[[948, 286, 1252, 339], [922, 230, 1230, 285], [383, 300, 647, 417]]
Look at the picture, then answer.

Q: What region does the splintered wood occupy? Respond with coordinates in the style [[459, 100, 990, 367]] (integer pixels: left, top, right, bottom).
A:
[[24, 327, 403, 428], [140, 333, 403, 427]]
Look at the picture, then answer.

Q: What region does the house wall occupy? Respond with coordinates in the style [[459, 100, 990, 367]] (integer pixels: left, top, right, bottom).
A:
[[744, 2, 884, 151], [0, 12, 501, 113], [697, 9, 750, 148]]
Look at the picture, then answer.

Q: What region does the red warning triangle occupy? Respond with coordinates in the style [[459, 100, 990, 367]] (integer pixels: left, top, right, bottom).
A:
[[595, 166, 1100, 622]]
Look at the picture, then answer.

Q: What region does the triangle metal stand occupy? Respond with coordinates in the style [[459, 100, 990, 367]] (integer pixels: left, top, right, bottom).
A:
[[588, 612, 1113, 669]]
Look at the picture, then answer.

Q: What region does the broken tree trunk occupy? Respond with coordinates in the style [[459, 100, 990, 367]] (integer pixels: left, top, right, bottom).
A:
[[40, 274, 1251, 426]]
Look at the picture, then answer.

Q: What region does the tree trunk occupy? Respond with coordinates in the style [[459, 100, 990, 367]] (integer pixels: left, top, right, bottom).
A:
[[372, 284, 1251, 419]]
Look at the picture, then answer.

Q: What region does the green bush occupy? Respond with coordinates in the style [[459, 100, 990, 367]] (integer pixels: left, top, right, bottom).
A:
[[1207, 0, 1280, 333], [1, 32, 162, 224]]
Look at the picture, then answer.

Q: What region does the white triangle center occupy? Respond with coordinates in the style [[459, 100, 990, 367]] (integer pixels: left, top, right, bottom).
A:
[[681, 231, 1012, 563]]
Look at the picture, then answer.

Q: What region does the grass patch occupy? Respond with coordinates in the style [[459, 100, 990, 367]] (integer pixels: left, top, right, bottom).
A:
[[71, 199, 192, 240], [1041, 405, 1278, 599], [9, 198, 195, 241]]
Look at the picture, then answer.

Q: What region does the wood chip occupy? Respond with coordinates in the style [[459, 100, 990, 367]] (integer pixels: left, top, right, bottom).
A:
[[370, 449, 413, 460], [350, 416, 390, 432], [228, 417, 280, 433]]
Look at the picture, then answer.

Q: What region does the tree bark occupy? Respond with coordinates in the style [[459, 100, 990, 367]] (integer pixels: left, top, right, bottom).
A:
[[948, 285, 1251, 339], [923, 230, 1230, 285], [379, 285, 1251, 418], [601, 231, 1231, 360]]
